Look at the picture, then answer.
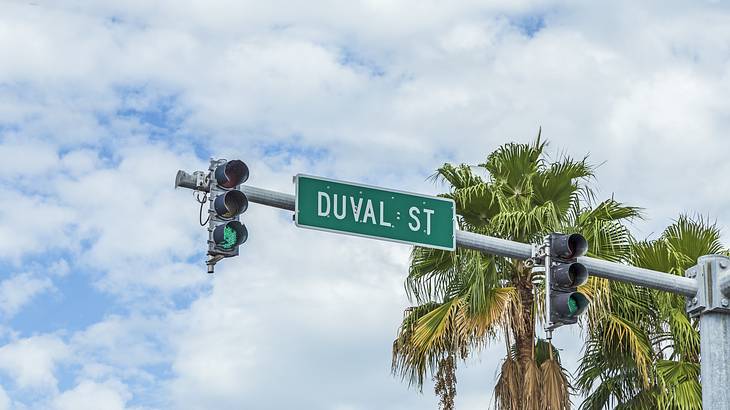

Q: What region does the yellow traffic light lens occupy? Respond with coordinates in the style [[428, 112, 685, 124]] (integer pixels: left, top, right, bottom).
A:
[[213, 190, 248, 219]]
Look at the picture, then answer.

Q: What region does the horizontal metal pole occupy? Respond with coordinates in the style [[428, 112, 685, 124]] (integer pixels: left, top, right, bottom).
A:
[[579, 255, 697, 297], [241, 185, 295, 211], [455, 230, 533, 259], [240, 184, 699, 297], [455, 231, 698, 296]]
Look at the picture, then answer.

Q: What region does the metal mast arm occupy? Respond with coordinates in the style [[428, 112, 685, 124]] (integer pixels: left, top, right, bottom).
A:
[[241, 185, 699, 297]]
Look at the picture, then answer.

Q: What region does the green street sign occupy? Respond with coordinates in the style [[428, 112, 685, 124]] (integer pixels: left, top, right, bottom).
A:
[[295, 174, 456, 251]]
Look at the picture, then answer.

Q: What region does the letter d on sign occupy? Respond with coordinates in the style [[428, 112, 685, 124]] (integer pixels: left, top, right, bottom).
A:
[[318, 191, 331, 217]]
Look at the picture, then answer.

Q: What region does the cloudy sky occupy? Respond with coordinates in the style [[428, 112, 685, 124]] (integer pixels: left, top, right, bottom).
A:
[[0, 1, 729, 409]]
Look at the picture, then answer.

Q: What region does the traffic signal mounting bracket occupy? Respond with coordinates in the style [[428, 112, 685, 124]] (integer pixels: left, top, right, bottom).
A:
[[686, 255, 730, 317]]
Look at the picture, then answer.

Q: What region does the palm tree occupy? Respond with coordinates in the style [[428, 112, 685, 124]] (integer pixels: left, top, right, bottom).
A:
[[391, 135, 641, 409], [577, 215, 728, 409]]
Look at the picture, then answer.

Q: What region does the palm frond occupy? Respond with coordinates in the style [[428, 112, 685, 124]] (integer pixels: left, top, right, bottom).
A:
[[666, 308, 699, 361], [430, 163, 484, 190], [656, 360, 701, 410], [494, 354, 520, 410], [479, 138, 546, 187], [542, 358, 571, 410], [602, 314, 654, 387], [392, 287, 517, 388], [579, 199, 643, 224], [521, 358, 543, 410], [490, 201, 560, 242], [663, 214, 724, 268]]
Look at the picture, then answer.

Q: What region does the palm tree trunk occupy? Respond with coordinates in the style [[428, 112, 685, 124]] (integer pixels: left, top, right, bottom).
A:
[[515, 271, 537, 409]]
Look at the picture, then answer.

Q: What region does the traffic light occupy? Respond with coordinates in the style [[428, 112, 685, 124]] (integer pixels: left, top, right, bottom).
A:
[[206, 159, 250, 272], [546, 233, 590, 330]]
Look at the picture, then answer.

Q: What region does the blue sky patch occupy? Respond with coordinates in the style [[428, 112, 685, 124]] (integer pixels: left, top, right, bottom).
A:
[[259, 138, 330, 166], [511, 13, 546, 38], [8, 269, 117, 336], [339, 47, 386, 78]]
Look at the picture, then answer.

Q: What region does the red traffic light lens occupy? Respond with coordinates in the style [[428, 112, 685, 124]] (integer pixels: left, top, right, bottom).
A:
[[551, 233, 588, 259], [215, 160, 249, 188]]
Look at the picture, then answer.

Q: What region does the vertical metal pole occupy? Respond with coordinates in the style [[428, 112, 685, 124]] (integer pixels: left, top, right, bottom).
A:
[[544, 242, 552, 339], [699, 312, 730, 409], [693, 255, 730, 410]]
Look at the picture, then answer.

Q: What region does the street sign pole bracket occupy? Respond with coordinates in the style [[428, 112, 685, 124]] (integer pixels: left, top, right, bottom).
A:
[[686, 255, 730, 317]]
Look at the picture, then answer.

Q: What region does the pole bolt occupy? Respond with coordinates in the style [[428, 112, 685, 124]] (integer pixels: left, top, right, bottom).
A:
[[723, 299, 729, 307], [692, 297, 698, 305], [720, 261, 728, 269]]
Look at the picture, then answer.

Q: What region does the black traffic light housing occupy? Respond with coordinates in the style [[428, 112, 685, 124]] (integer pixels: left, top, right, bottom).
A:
[[207, 159, 250, 271], [547, 233, 590, 330]]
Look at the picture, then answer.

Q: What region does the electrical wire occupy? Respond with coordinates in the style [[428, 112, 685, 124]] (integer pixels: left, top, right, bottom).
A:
[[195, 191, 210, 226]]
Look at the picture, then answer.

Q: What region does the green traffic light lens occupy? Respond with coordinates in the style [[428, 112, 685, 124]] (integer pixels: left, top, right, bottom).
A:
[[568, 296, 579, 315], [565, 293, 589, 317], [221, 225, 238, 249], [212, 221, 248, 251]]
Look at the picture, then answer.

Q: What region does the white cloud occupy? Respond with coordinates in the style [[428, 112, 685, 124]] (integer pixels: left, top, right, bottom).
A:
[[72, 314, 169, 371], [0, 385, 10, 410], [52, 380, 129, 410], [0, 335, 69, 391], [0, 136, 58, 178], [0, 273, 53, 318], [0, 188, 76, 261], [50, 144, 207, 296]]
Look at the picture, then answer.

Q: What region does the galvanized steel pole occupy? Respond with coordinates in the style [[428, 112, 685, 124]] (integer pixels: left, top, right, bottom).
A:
[[699, 312, 730, 409], [241, 185, 295, 211]]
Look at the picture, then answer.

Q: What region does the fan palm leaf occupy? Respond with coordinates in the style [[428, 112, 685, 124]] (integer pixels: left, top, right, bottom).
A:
[[391, 135, 640, 409], [579, 215, 726, 408]]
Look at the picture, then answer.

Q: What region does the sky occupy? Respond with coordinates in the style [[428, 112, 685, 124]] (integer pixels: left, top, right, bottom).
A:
[[0, 0, 729, 409]]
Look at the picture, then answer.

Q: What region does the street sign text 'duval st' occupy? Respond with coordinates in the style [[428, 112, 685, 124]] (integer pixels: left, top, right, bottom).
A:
[[295, 175, 456, 251]]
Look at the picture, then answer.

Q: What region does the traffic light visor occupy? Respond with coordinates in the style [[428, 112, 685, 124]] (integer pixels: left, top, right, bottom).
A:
[[553, 262, 588, 287], [215, 160, 249, 188], [213, 190, 248, 218], [213, 221, 248, 249], [568, 262, 588, 286], [552, 233, 588, 259]]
